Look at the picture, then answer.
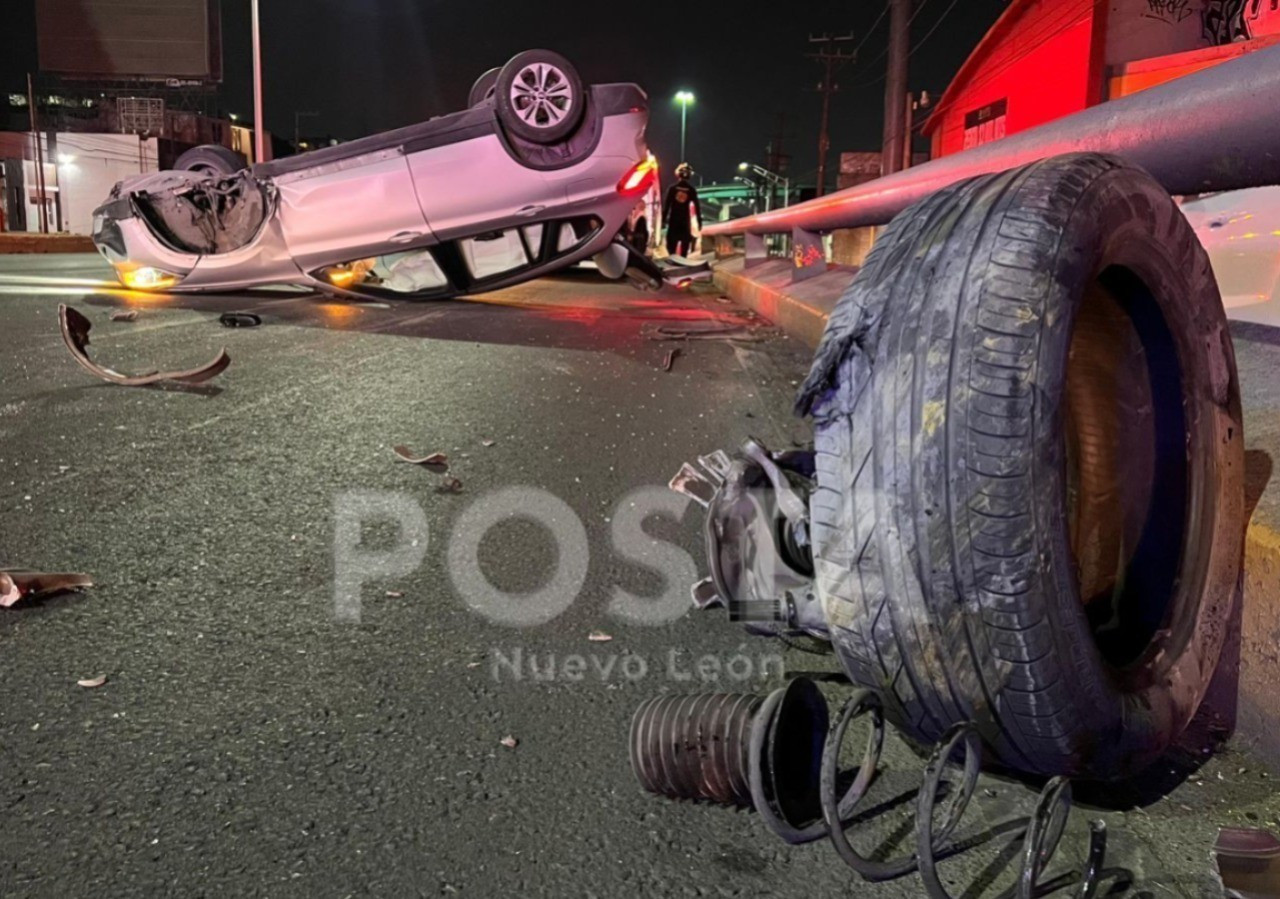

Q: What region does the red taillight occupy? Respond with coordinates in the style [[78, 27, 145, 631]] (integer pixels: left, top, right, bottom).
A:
[[618, 155, 658, 197]]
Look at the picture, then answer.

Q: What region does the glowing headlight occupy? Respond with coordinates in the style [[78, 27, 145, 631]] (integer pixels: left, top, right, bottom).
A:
[[318, 259, 377, 289], [113, 264, 183, 290]]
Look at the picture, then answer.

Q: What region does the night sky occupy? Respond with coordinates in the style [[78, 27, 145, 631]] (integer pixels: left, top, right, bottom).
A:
[[4, 0, 1009, 184]]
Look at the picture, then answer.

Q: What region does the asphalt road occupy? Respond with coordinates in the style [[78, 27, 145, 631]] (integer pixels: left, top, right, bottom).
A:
[[0, 255, 1275, 898]]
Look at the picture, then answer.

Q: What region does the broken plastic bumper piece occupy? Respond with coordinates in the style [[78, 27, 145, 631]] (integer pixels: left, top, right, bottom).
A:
[[59, 304, 230, 387]]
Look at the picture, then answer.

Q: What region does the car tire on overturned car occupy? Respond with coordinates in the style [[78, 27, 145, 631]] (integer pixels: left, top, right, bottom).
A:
[[798, 152, 1244, 779], [172, 144, 248, 177], [468, 67, 501, 108], [494, 49, 586, 145]]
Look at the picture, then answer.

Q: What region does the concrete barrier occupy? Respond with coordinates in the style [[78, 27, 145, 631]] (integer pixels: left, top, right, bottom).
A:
[[0, 234, 97, 254]]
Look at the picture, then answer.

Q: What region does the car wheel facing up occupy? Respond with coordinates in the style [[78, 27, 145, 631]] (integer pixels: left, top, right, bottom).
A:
[[469, 67, 501, 108], [494, 49, 585, 145], [172, 144, 248, 177]]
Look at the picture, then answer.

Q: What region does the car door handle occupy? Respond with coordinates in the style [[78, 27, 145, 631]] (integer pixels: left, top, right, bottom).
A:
[[516, 205, 545, 217], [389, 230, 425, 244]]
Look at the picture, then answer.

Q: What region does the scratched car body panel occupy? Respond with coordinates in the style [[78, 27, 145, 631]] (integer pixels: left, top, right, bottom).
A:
[[90, 62, 653, 302]]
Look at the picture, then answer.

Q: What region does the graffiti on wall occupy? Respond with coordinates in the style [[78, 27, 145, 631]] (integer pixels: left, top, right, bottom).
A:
[[1144, 0, 1198, 24], [1203, 0, 1280, 42]]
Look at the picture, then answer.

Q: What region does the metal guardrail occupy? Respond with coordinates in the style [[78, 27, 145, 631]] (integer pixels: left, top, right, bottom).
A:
[[705, 43, 1280, 281]]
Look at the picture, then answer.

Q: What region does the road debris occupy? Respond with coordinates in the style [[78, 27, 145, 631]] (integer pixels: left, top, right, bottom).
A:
[[391, 446, 449, 470], [662, 348, 680, 372], [644, 322, 775, 343], [481, 439, 496, 447], [499, 736, 519, 749], [219, 312, 262, 328], [109, 310, 139, 322], [437, 476, 464, 494], [77, 675, 108, 689], [1215, 827, 1280, 895], [59, 304, 230, 387], [588, 631, 614, 643], [385, 590, 405, 598], [1, 569, 93, 609]]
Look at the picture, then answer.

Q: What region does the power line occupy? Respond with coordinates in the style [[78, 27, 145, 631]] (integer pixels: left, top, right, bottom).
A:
[[909, 5, 1094, 133], [845, 0, 934, 84], [908, 0, 964, 58], [849, 2, 891, 57]]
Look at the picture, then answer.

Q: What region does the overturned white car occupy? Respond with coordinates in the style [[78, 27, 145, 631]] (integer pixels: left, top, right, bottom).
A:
[[91, 50, 664, 300]]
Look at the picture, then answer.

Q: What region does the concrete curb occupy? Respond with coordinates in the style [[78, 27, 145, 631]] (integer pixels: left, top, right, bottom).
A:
[[0, 234, 97, 254], [713, 256, 852, 349], [715, 254, 1280, 768], [1239, 523, 1280, 763]]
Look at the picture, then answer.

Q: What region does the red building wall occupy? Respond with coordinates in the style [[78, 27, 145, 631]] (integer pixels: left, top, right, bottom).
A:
[[928, 0, 1100, 158]]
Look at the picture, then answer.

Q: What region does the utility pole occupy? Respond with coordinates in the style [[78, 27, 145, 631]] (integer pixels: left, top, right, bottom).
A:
[[251, 0, 267, 163], [27, 73, 48, 234], [882, 0, 911, 177], [808, 33, 856, 198]]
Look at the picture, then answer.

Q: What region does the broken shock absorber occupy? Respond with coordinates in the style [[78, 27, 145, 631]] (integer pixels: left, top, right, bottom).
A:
[[657, 440, 1107, 896], [630, 680, 1108, 899]]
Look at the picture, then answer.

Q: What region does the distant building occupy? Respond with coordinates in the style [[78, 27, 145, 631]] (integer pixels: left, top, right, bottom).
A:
[[923, 0, 1280, 158], [0, 97, 255, 234], [1, 0, 262, 233], [830, 152, 884, 267]]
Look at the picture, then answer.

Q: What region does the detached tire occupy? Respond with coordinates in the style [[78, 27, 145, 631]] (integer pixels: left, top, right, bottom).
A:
[[172, 144, 246, 177], [494, 49, 585, 144], [800, 153, 1243, 779]]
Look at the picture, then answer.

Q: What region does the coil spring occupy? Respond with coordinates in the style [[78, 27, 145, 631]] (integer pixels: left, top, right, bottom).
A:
[[630, 679, 1109, 899]]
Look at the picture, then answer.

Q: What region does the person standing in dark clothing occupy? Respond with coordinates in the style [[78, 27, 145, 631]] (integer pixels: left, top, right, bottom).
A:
[[662, 163, 701, 257]]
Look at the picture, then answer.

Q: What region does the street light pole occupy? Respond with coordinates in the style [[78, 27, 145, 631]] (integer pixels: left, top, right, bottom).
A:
[[675, 91, 695, 162], [251, 0, 266, 163], [681, 103, 687, 160]]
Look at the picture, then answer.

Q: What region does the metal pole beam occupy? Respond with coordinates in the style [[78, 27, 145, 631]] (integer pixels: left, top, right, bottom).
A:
[[706, 43, 1280, 238], [252, 0, 266, 164]]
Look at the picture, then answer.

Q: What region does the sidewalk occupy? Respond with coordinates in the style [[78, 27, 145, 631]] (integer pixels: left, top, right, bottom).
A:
[[715, 254, 1280, 767], [0, 233, 96, 254]]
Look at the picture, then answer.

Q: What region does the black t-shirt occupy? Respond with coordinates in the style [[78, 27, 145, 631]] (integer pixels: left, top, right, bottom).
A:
[[663, 180, 701, 234]]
